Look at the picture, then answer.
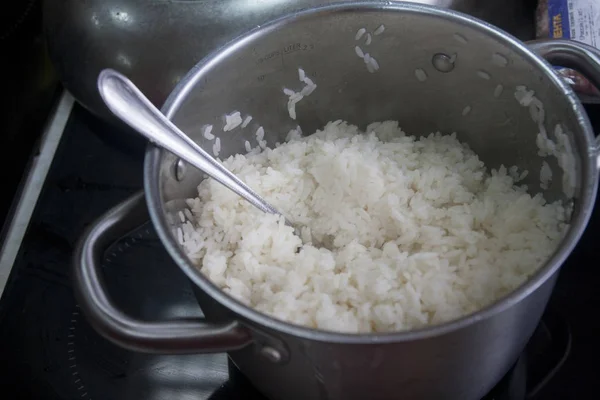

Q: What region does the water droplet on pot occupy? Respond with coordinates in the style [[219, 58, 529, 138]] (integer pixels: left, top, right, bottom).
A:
[[432, 53, 456, 73]]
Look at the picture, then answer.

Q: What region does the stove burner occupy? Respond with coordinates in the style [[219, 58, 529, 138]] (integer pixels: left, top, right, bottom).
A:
[[67, 303, 131, 400], [64, 223, 571, 400]]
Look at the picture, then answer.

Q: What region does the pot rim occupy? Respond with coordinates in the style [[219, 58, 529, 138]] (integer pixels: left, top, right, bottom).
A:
[[144, 1, 598, 343]]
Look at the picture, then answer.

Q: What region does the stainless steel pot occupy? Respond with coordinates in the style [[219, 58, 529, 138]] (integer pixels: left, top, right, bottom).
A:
[[73, 3, 600, 400], [43, 0, 535, 121]]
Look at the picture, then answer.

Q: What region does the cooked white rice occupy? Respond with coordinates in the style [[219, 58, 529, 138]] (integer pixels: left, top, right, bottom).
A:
[[298, 68, 306, 82], [355, 46, 364, 59], [181, 120, 568, 333], [369, 56, 380, 72], [224, 111, 242, 131], [476, 70, 491, 80], [241, 115, 253, 128], [284, 69, 317, 120], [513, 85, 576, 197], [212, 137, 221, 157], [355, 28, 366, 41], [255, 126, 265, 142], [202, 125, 214, 140]]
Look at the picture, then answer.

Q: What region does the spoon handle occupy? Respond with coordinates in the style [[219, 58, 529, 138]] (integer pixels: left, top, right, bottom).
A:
[[97, 68, 282, 217]]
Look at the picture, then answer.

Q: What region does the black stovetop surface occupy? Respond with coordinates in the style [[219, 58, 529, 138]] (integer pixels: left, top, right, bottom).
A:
[[0, 103, 598, 400]]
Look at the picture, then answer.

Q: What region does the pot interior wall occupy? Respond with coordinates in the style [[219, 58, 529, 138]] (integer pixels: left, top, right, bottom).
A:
[[154, 5, 587, 261]]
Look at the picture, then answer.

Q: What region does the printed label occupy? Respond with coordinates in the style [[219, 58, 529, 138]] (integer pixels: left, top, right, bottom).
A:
[[548, 0, 600, 47]]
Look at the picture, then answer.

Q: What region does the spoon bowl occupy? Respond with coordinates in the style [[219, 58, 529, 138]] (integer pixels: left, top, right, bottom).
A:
[[97, 68, 300, 236]]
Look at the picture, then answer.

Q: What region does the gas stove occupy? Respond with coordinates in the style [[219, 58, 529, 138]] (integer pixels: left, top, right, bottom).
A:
[[0, 92, 598, 400]]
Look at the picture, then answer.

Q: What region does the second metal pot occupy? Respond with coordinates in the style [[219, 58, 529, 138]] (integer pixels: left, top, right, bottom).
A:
[[43, 0, 536, 121], [74, 3, 600, 400]]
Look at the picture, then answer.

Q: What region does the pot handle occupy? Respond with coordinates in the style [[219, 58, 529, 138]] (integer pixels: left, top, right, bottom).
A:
[[72, 192, 253, 354], [527, 39, 600, 166]]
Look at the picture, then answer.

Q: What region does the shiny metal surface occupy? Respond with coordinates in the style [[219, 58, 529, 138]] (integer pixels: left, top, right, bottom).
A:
[[73, 192, 253, 354], [527, 39, 600, 169], [97, 69, 289, 222], [43, 0, 535, 121], [74, 3, 600, 400], [528, 39, 600, 91]]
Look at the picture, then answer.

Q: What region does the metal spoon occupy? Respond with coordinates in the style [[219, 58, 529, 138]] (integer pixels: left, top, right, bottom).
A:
[[97, 68, 298, 232]]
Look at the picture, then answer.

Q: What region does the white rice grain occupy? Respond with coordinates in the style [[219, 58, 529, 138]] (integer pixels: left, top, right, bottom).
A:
[[287, 94, 304, 120], [241, 115, 253, 128], [355, 28, 366, 40], [492, 53, 509, 67], [224, 111, 242, 131], [476, 70, 491, 80], [284, 69, 317, 120], [514, 86, 535, 106], [288, 102, 298, 120], [553, 125, 576, 198], [301, 83, 317, 96], [212, 137, 221, 157], [370, 56, 380, 71], [298, 68, 306, 82], [286, 126, 302, 141], [182, 120, 568, 334], [244, 140, 252, 153], [529, 98, 545, 125], [255, 126, 265, 142], [513, 86, 576, 198], [302, 77, 315, 86], [355, 46, 365, 58], [176, 227, 183, 244], [415, 68, 428, 82], [203, 125, 215, 140], [374, 24, 385, 35]]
